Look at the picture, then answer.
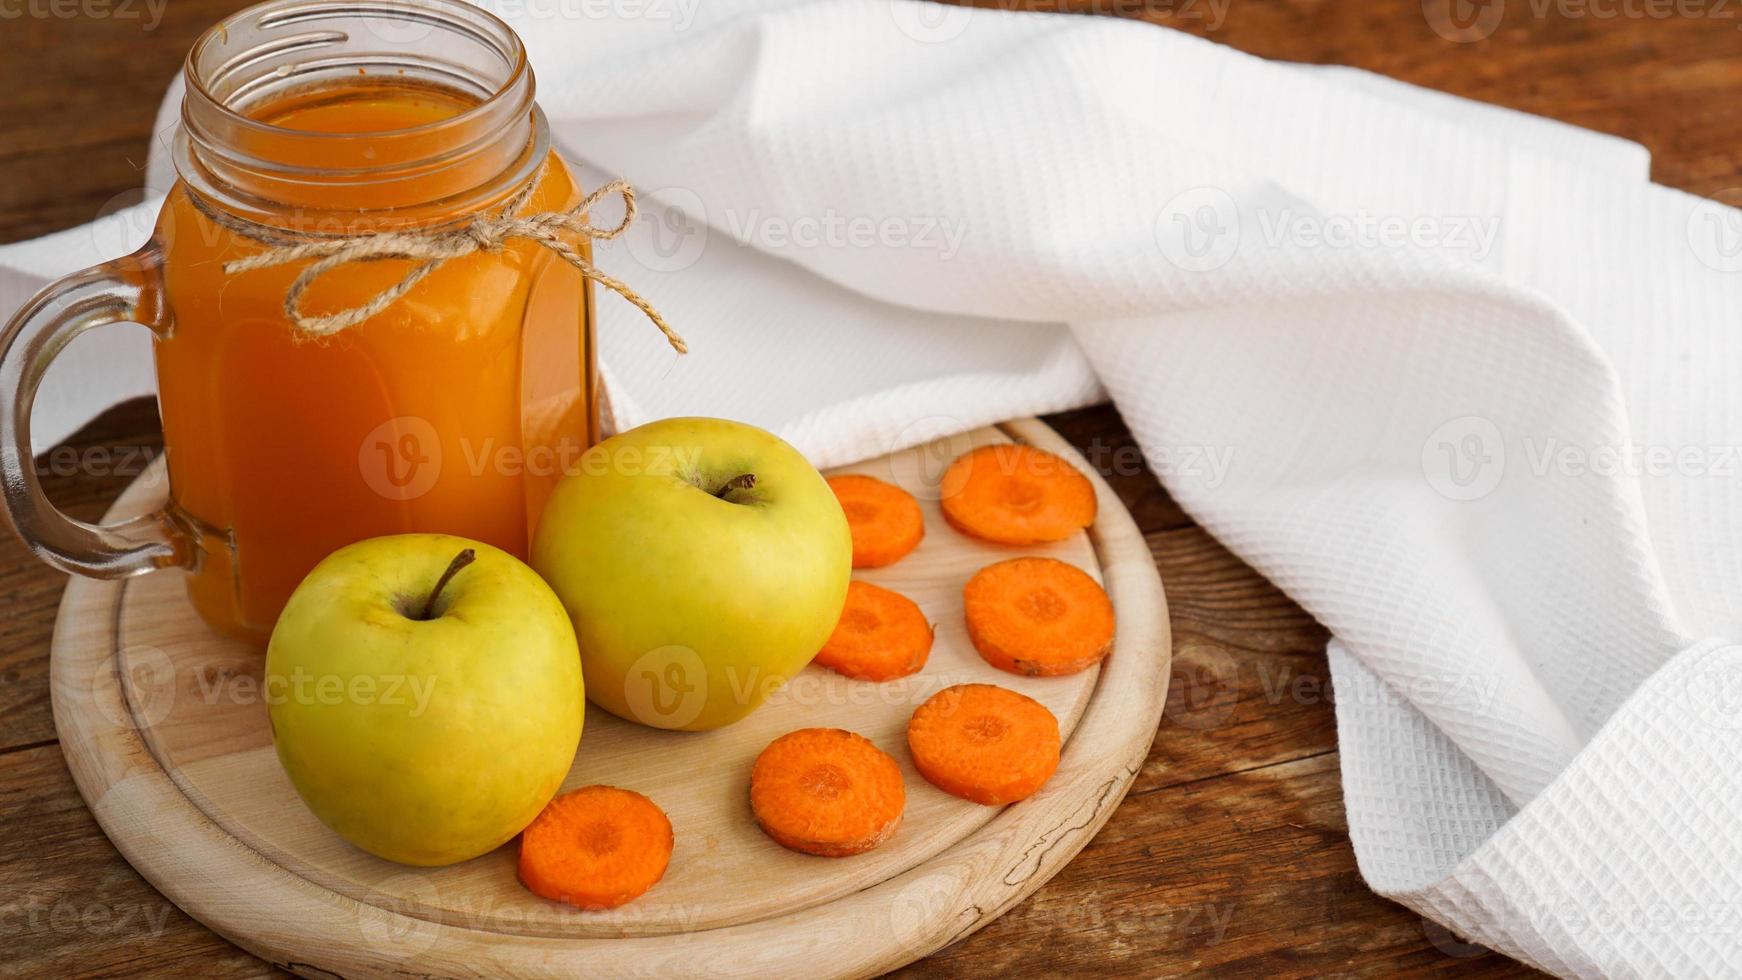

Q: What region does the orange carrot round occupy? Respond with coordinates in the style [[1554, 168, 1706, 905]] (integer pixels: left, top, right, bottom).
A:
[[519, 785, 673, 909], [963, 557, 1114, 676], [815, 580, 934, 682], [907, 683, 1061, 805], [939, 444, 1096, 545], [749, 728, 905, 857], [828, 474, 925, 568]]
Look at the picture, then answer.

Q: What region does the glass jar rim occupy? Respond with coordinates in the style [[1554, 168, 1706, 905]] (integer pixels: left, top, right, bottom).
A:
[[183, 0, 530, 146], [175, 0, 546, 224]]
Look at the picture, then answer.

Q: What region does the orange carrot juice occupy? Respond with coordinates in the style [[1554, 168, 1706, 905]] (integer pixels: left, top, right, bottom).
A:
[[153, 80, 596, 643]]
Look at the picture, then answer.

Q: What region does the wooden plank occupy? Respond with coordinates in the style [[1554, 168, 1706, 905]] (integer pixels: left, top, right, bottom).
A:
[[1099, 0, 1742, 196], [899, 753, 1538, 978], [0, 399, 163, 751], [0, 0, 254, 240], [0, 743, 279, 979]]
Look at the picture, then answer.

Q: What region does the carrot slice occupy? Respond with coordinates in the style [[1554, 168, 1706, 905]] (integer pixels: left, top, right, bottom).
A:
[[963, 557, 1114, 676], [939, 444, 1096, 545], [519, 785, 673, 909], [750, 728, 905, 857], [815, 581, 934, 682], [828, 474, 925, 568], [907, 684, 1061, 805]]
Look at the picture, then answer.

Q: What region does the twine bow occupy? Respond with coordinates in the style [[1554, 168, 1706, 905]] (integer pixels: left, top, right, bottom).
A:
[[189, 164, 686, 353]]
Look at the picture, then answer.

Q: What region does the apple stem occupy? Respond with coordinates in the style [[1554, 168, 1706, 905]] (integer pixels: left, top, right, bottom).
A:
[[419, 548, 477, 621], [713, 473, 757, 499]]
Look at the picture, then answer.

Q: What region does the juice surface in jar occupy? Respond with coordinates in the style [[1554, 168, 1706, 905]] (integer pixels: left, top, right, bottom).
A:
[[154, 78, 597, 644]]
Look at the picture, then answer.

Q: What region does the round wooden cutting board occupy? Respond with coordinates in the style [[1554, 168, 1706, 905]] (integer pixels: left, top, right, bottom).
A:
[[50, 417, 1170, 979]]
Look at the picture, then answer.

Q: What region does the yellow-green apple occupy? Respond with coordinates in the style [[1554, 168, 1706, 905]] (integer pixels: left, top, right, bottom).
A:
[[531, 417, 851, 731], [265, 534, 583, 866]]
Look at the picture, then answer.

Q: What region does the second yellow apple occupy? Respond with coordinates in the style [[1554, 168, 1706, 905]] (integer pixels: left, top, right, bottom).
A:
[[531, 417, 852, 731]]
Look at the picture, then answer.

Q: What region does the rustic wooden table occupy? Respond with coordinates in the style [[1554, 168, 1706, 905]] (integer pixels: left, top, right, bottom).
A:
[[2, 1, 1737, 976]]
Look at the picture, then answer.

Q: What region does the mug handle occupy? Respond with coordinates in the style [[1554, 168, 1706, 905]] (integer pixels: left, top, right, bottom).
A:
[[0, 243, 188, 577]]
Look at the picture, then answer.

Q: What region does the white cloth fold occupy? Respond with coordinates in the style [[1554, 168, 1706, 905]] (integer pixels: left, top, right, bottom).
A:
[[4, 2, 1739, 974]]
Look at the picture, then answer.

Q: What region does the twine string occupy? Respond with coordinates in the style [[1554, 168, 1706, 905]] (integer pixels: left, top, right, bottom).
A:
[[187, 164, 686, 353]]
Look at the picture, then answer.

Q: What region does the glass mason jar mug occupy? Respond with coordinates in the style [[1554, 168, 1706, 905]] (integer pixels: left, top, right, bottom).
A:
[[0, 0, 605, 644]]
